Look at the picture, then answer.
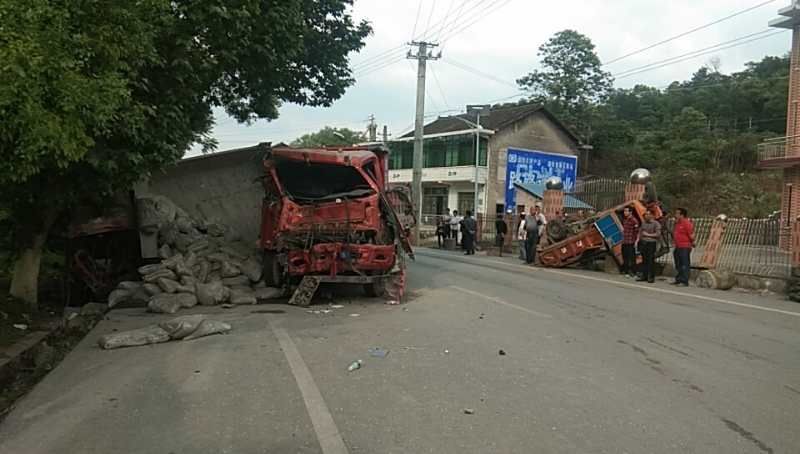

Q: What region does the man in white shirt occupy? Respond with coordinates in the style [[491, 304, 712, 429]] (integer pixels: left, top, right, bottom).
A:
[[449, 209, 462, 245]]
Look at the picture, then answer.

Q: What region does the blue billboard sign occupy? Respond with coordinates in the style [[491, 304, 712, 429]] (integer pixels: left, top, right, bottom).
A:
[[504, 147, 578, 210]]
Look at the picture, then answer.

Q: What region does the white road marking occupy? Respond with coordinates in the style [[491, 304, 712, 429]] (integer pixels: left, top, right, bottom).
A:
[[449, 285, 553, 318], [268, 319, 349, 454], [419, 250, 800, 319]]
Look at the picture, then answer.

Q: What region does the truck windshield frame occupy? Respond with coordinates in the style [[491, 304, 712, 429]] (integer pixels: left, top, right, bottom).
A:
[[275, 160, 375, 202]]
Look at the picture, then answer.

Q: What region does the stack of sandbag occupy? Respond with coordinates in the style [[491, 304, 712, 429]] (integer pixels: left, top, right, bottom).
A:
[[107, 194, 283, 313]]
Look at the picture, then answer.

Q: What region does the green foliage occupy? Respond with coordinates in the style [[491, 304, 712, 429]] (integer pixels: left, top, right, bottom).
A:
[[0, 0, 371, 303], [0, 0, 370, 236], [517, 30, 613, 138], [291, 127, 367, 148], [584, 54, 789, 217]]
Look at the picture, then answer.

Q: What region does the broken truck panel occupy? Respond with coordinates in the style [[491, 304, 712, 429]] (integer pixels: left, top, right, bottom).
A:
[[260, 145, 414, 303]]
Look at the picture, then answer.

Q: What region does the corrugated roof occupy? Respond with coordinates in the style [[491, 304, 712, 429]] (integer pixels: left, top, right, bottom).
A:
[[400, 103, 580, 144], [514, 182, 593, 210]]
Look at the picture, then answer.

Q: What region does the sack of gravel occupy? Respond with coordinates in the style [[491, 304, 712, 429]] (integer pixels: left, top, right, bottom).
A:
[[159, 314, 206, 339], [183, 319, 232, 341], [98, 325, 171, 350], [147, 294, 183, 314]]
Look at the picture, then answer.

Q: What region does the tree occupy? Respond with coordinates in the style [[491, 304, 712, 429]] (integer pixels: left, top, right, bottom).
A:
[[291, 127, 366, 148], [517, 30, 613, 139], [0, 1, 371, 308]]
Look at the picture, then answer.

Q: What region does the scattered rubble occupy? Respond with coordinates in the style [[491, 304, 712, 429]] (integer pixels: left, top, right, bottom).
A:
[[347, 360, 363, 372], [463, 408, 475, 415], [97, 314, 232, 349], [105, 194, 282, 314]]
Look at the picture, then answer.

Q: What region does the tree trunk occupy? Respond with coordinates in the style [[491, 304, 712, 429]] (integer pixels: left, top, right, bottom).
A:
[[9, 205, 59, 310], [9, 231, 48, 310]]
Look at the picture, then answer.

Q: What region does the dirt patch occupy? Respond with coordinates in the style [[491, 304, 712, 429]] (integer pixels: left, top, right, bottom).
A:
[[0, 325, 88, 423], [0, 291, 61, 349]]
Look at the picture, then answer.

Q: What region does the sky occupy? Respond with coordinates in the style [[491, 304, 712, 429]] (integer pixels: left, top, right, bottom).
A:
[[193, 0, 791, 157]]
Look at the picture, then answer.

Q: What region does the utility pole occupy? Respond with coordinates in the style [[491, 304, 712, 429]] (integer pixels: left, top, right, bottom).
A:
[[382, 125, 388, 144], [408, 41, 440, 244], [467, 104, 490, 218], [367, 114, 377, 142]]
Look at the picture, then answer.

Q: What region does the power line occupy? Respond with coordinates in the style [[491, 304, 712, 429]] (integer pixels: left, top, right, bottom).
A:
[[660, 74, 789, 91], [424, 0, 438, 39], [440, 57, 520, 88], [434, 0, 458, 42], [440, 0, 512, 46], [411, 0, 423, 39], [614, 30, 787, 80], [430, 65, 451, 110], [604, 0, 778, 66], [613, 29, 777, 77], [353, 0, 505, 78]]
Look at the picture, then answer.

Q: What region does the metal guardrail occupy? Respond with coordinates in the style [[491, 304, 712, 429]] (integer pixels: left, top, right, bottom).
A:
[[758, 140, 788, 162], [657, 217, 790, 279]]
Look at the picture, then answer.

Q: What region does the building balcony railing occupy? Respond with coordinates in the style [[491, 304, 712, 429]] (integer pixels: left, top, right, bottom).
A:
[[757, 137, 800, 168]]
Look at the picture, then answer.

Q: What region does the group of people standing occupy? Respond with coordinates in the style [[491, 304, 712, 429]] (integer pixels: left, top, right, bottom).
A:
[[436, 209, 478, 255], [517, 204, 547, 265], [621, 206, 695, 285]]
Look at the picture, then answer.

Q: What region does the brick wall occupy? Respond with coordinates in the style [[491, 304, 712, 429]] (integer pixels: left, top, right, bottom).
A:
[[788, 25, 800, 156]]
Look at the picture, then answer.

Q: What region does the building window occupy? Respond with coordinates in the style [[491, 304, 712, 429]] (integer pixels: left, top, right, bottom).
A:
[[388, 134, 489, 169]]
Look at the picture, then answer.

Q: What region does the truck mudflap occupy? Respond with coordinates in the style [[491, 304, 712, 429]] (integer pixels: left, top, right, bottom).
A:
[[288, 273, 400, 307]]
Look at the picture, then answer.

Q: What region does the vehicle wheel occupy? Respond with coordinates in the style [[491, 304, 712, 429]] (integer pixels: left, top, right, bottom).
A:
[[363, 277, 387, 297], [263, 252, 285, 287]]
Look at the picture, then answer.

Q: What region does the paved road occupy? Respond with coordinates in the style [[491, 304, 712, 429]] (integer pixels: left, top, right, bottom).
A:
[[1, 249, 799, 453]]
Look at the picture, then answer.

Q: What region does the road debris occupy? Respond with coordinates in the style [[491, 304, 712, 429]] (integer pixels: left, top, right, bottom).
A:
[[499, 349, 506, 356], [347, 360, 363, 372], [368, 347, 389, 358], [97, 314, 231, 349], [444, 349, 450, 354], [331, 304, 344, 309], [349, 313, 361, 317], [463, 408, 475, 415], [12, 324, 28, 330]]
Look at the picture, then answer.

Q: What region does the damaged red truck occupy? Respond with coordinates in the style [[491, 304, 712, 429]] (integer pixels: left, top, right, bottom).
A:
[[259, 145, 415, 306]]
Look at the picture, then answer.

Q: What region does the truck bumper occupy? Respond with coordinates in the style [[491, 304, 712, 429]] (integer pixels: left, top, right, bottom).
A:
[[286, 243, 396, 276]]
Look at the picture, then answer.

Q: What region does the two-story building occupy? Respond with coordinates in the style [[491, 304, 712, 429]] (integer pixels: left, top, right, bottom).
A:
[[388, 103, 582, 218]]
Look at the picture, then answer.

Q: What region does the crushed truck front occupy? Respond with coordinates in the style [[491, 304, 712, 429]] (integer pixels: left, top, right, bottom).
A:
[[259, 146, 412, 296]]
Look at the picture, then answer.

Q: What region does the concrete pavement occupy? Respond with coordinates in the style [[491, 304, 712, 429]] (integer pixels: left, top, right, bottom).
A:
[[1, 248, 798, 453]]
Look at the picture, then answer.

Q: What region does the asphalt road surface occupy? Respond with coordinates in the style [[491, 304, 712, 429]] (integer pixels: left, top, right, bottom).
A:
[[1, 248, 799, 454]]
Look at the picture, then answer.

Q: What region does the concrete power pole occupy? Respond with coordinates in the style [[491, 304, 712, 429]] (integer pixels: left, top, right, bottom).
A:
[[407, 41, 439, 244], [367, 114, 377, 142]]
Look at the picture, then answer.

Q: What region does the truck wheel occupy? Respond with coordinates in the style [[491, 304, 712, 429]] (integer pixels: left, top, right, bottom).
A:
[[263, 252, 285, 287], [364, 278, 387, 297]]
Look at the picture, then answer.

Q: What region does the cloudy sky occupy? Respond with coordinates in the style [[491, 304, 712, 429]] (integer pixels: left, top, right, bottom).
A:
[[194, 0, 790, 156]]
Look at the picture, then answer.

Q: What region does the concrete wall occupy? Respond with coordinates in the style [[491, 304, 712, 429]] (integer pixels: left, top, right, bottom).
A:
[[144, 146, 266, 244], [486, 112, 578, 213]]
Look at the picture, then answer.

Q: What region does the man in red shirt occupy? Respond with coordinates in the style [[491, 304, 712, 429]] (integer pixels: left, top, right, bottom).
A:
[[621, 207, 639, 278], [672, 207, 695, 286]]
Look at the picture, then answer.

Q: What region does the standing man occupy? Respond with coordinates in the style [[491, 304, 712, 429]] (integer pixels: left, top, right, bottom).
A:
[[462, 210, 477, 255], [517, 212, 527, 262], [524, 206, 544, 265], [449, 210, 461, 246], [495, 210, 510, 256], [621, 207, 640, 278], [533, 203, 547, 241], [637, 210, 661, 284], [442, 209, 452, 246], [672, 208, 695, 286], [436, 216, 447, 249]]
